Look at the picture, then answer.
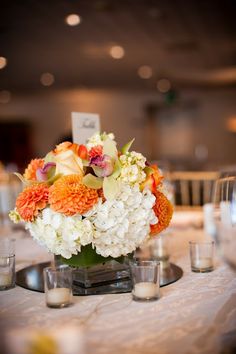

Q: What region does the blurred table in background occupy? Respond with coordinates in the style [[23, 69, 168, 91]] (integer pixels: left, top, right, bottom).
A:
[[0, 167, 22, 226]]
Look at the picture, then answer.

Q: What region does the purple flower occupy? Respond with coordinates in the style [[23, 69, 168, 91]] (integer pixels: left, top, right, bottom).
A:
[[90, 155, 114, 177], [36, 162, 56, 181]]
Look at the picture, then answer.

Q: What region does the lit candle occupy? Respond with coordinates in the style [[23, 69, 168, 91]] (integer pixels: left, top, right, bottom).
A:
[[134, 282, 158, 299], [46, 288, 71, 307], [193, 258, 213, 270], [0, 272, 12, 287]]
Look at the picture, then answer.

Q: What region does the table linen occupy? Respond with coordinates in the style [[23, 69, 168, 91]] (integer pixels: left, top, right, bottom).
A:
[[0, 213, 236, 354]]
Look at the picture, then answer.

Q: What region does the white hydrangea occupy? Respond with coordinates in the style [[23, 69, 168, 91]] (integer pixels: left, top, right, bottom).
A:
[[24, 183, 159, 260], [25, 208, 94, 259], [119, 151, 146, 185], [86, 183, 157, 258], [86, 132, 115, 150]]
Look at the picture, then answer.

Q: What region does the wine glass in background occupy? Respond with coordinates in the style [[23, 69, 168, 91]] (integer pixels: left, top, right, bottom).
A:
[[212, 176, 236, 270]]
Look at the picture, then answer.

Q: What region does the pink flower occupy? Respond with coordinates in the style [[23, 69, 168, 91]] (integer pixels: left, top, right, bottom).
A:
[[90, 155, 114, 177], [36, 162, 56, 181], [88, 145, 103, 159]]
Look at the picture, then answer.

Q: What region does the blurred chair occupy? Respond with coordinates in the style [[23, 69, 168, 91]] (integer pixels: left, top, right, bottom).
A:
[[170, 171, 220, 208], [219, 165, 236, 178], [0, 171, 22, 226]]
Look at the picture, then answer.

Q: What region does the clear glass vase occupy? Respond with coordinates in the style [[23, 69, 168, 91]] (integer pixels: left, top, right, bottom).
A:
[[72, 259, 132, 295], [55, 254, 132, 295]]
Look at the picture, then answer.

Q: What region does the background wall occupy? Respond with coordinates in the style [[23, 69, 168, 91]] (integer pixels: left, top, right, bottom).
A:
[[0, 88, 236, 171]]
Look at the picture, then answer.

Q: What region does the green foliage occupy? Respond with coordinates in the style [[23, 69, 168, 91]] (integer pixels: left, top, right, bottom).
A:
[[61, 244, 112, 267], [82, 174, 103, 189], [121, 138, 135, 155]]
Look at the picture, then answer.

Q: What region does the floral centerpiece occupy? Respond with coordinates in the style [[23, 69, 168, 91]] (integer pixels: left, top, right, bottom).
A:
[[10, 132, 173, 267]]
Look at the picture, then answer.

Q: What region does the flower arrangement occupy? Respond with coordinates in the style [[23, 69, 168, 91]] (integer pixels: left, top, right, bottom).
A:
[[10, 132, 173, 266]]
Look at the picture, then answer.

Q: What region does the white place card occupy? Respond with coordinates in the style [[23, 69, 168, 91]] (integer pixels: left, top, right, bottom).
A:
[[72, 112, 100, 145]]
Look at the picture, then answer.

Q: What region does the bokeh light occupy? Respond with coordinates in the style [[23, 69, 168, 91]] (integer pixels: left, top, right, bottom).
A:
[[157, 78, 171, 93], [109, 46, 125, 59], [138, 65, 153, 79], [0, 57, 7, 69], [40, 73, 55, 87], [65, 14, 81, 26]]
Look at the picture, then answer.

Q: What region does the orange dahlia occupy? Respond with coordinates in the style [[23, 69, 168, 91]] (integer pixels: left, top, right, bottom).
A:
[[150, 190, 173, 235], [23, 159, 44, 181], [49, 174, 98, 216], [16, 183, 49, 222]]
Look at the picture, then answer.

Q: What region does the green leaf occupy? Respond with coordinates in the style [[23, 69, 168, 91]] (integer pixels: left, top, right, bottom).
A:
[[103, 137, 117, 159], [46, 166, 56, 180], [112, 158, 122, 179], [82, 159, 90, 167], [61, 244, 127, 267], [91, 165, 103, 178], [46, 173, 62, 185], [103, 176, 121, 200], [14, 171, 61, 186], [14, 173, 31, 186], [61, 244, 112, 267], [121, 138, 135, 155], [144, 166, 154, 177], [82, 174, 103, 189]]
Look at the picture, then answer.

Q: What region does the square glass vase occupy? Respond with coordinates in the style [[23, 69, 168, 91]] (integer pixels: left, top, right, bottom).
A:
[[55, 256, 132, 296]]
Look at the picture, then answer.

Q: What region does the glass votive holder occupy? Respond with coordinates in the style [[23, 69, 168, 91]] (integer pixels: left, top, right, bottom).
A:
[[189, 241, 215, 273], [130, 260, 160, 302], [0, 238, 15, 290], [43, 265, 73, 308]]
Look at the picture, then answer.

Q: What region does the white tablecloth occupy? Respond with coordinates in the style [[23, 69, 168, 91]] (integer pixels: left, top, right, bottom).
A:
[[0, 215, 236, 354]]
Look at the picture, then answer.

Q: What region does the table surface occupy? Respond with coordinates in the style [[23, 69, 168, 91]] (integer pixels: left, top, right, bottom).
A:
[[0, 211, 236, 354]]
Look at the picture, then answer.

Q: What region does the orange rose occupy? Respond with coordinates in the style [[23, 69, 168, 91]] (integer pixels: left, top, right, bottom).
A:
[[53, 142, 79, 155], [54, 150, 84, 177], [53, 141, 88, 159]]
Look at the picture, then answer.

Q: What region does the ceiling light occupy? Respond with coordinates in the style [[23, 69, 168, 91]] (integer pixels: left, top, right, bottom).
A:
[[138, 65, 153, 79], [65, 14, 81, 26], [0, 90, 11, 104], [0, 57, 7, 69], [40, 73, 55, 87], [157, 78, 171, 93], [109, 46, 125, 59]]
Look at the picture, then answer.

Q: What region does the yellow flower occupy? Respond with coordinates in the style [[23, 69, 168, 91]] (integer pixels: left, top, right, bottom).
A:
[[9, 209, 21, 223]]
